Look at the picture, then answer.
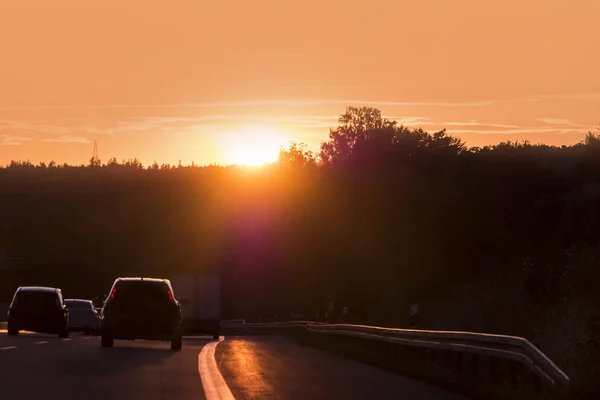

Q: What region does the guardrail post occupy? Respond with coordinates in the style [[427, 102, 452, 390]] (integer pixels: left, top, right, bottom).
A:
[[533, 374, 543, 396], [402, 345, 411, 365], [509, 361, 519, 391], [470, 353, 479, 377], [429, 348, 437, 363], [490, 357, 499, 386]]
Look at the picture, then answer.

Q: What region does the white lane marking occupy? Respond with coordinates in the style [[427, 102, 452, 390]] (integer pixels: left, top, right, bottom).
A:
[[198, 337, 236, 400], [35, 341, 48, 345], [62, 338, 71, 341], [1, 346, 17, 350]]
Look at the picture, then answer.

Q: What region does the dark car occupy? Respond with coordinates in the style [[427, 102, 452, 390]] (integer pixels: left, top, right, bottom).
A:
[[65, 299, 100, 335], [100, 277, 183, 350], [7, 286, 70, 338]]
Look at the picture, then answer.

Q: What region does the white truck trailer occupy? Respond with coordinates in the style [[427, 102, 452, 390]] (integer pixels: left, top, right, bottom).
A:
[[170, 274, 222, 339]]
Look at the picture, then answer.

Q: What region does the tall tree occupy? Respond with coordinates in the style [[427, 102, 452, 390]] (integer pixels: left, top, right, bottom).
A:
[[320, 106, 397, 164]]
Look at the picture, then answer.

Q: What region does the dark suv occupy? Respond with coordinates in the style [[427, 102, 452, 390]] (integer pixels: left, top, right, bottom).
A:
[[100, 277, 183, 350], [7, 286, 70, 338]]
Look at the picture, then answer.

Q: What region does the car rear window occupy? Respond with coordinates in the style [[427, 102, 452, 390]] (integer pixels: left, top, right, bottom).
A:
[[66, 301, 93, 309], [111, 281, 172, 303], [15, 291, 60, 309]]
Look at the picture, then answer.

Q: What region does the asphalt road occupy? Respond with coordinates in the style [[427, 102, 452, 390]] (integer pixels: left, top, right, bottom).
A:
[[216, 336, 468, 400], [0, 330, 208, 400], [0, 331, 468, 400]]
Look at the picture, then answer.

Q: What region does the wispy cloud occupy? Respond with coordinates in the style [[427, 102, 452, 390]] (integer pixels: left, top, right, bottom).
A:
[[535, 118, 575, 125], [277, 85, 392, 89], [0, 120, 73, 134], [535, 93, 600, 102], [42, 135, 91, 144], [0, 135, 32, 146], [0, 113, 594, 145], [1, 91, 600, 113], [84, 100, 325, 110], [88, 99, 498, 109], [533, 118, 594, 132], [0, 105, 76, 112], [387, 118, 522, 131], [0, 115, 342, 135], [388, 116, 431, 124], [441, 120, 520, 129], [0, 120, 115, 135], [0, 98, 523, 112], [448, 127, 585, 135], [394, 118, 591, 136], [222, 51, 307, 60]]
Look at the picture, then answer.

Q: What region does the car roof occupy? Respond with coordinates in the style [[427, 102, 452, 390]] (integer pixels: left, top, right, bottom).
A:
[[18, 286, 60, 293], [65, 299, 92, 303], [115, 277, 169, 283]]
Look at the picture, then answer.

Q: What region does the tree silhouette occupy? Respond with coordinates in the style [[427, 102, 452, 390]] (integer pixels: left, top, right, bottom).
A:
[[320, 106, 397, 164], [0, 106, 598, 393], [278, 142, 317, 169]]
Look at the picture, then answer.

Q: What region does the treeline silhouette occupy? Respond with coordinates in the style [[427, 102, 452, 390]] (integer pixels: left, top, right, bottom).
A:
[[0, 106, 599, 393]]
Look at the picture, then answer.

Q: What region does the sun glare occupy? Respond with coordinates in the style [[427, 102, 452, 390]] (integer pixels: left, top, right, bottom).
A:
[[222, 126, 289, 166]]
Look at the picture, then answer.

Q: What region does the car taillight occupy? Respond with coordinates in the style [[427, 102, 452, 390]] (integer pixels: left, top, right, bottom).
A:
[[168, 291, 174, 301], [110, 288, 116, 298]]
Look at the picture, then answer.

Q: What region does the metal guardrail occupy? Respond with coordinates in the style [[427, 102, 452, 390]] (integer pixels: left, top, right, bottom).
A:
[[0, 318, 571, 395], [221, 321, 570, 394]]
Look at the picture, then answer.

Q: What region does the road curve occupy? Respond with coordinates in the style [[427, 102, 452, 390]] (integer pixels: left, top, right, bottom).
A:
[[1, 331, 469, 400], [215, 336, 469, 400]]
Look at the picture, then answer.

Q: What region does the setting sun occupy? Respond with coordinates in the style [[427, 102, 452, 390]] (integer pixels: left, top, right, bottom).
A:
[[221, 126, 290, 166]]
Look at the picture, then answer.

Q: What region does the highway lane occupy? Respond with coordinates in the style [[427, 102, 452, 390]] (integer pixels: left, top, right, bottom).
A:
[[1, 331, 469, 400], [216, 336, 469, 400], [0, 331, 209, 400]]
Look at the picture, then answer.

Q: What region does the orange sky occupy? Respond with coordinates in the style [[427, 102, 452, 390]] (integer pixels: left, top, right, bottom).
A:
[[1, 0, 599, 166]]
